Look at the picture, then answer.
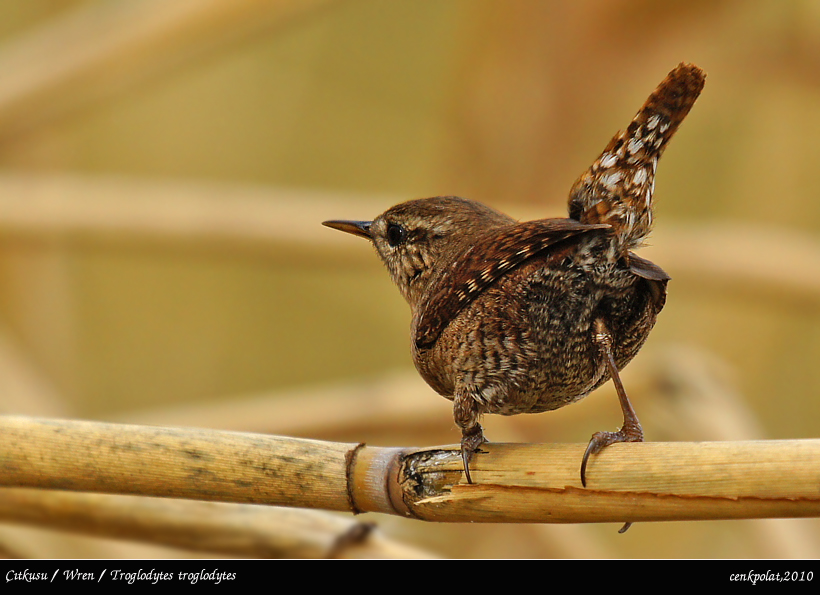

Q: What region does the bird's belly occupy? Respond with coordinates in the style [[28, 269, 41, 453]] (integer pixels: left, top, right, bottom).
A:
[[484, 334, 608, 415], [415, 261, 658, 416], [421, 328, 607, 415]]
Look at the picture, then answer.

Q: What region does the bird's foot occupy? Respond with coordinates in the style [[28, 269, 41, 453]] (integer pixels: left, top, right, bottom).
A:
[[580, 422, 644, 488], [460, 424, 487, 484], [580, 423, 643, 534]]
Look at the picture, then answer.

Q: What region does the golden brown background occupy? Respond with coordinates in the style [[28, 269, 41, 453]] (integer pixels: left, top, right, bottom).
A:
[[0, 0, 818, 558]]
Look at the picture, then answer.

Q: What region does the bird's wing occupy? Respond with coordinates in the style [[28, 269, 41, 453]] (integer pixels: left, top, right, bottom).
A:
[[413, 219, 609, 349]]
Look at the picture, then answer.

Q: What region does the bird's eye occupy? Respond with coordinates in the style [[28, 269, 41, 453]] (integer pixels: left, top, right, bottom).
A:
[[386, 223, 407, 247]]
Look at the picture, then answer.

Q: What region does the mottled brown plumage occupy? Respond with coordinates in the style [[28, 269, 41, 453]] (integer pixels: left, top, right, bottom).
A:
[[323, 64, 705, 497]]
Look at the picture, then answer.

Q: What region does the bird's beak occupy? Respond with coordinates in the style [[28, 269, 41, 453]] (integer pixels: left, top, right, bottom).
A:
[[322, 220, 372, 240]]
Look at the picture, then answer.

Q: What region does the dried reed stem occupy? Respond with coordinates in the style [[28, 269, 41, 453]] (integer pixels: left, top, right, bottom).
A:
[[1, 416, 819, 526], [0, 488, 433, 559]]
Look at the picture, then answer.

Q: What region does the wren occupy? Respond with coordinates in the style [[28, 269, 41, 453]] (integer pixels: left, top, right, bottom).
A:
[[324, 63, 705, 492]]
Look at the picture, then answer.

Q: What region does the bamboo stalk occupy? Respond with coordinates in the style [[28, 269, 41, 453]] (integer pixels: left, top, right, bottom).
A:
[[1, 416, 819, 526], [403, 441, 820, 523], [0, 488, 434, 559], [0, 416, 357, 510]]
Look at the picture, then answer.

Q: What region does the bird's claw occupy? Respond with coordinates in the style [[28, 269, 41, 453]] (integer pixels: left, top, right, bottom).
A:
[[460, 424, 487, 484], [580, 426, 644, 487], [580, 425, 643, 534]]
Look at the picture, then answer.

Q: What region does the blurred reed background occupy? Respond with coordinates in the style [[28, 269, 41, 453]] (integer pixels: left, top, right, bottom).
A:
[[0, 0, 819, 558]]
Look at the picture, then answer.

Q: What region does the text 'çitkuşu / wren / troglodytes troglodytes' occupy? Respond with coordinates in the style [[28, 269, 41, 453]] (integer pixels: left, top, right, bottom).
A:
[[324, 63, 705, 502]]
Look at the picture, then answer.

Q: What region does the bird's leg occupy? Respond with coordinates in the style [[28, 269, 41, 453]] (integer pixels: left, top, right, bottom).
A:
[[581, 319, 644, 487], [582, 319, 643, 533], [454, 389, 486, 484]]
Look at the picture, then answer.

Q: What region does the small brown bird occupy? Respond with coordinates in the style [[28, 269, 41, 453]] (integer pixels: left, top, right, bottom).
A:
[[324, 63, 705, 492]]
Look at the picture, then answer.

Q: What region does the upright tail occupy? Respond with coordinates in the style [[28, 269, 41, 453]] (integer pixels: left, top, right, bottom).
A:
[[568, 63, 706, 253]]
